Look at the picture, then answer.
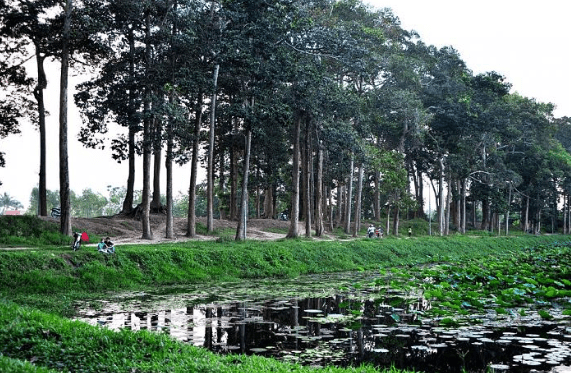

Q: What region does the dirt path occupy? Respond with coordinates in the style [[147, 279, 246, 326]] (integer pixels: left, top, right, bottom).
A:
[[51, 215, 316, 245], [0, 215, 339, 250]]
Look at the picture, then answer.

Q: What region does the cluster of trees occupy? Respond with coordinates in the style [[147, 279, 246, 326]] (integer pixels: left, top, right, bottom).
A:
[[2, 0, 571, 239], [23, 186, 212, 219]]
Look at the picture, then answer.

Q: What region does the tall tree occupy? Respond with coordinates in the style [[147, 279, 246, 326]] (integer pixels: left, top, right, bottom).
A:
[[58, 0, 72, 235], [1, 0, 59, 214]]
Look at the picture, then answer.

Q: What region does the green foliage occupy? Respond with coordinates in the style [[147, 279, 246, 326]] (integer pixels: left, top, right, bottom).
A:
[[0, 216, 69, 246], [0, 355, 55, 373]]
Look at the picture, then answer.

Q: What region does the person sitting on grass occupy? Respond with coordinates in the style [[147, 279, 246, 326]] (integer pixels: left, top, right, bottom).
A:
[[97, 237, 115, 254]]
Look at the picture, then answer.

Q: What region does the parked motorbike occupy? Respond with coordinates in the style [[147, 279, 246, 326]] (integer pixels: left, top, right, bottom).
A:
[[51, 207, 61, 218]]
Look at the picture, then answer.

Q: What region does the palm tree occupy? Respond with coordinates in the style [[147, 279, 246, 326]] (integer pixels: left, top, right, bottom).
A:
[[0, 193, 23, 214]]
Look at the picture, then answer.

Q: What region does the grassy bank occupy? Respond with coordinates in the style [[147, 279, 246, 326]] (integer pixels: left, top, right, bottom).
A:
[[2, 215, 570, 372], [1, 235, 567, 312]]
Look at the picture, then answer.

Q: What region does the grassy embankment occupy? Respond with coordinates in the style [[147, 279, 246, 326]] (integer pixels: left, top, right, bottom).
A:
[[1, 215, 569, 372]]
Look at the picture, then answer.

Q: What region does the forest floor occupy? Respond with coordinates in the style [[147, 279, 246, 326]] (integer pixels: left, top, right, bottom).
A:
[[63, 214, 317, 245]]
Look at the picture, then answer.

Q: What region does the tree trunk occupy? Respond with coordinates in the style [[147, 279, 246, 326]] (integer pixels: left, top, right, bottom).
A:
[[151, 129, 162, 211], [315, 142, 324, 236], [34, 49, 48, 217], [352, 163, 364, 237], [328, 186, 334, 231], [336, 185, 344, 228], [374, 170, 381, 221], [385, 205, 391, 235], [263, 186, 274, 219], [58, 0, 72, 236], [218, 145, 226, 220], [344, 154, 354, 234], [122, 114, 136, 214], [230, 118, 238, 220], [445, 175, 451, 235], [186, 94, 203, 237], [564, 194, 568, 235], [141, 10, 153, 240], [122, 26, 137, 215], [392, 205, 399, 236], [438, 157, 444, 236], [207, 64, 219, 232], [165, 108, 174, 239], [255, 167, 261, 218], [482, 199, 490, 231], [505, 182, 512, 236], [453, 180, 460, 231], [235, 130, 251, 241], [414, 166, 425, 219], [524, 196, 530, 233], [286, 115, 301, 238], [461, 179, 467, 233], [304, 119, 312, 238]]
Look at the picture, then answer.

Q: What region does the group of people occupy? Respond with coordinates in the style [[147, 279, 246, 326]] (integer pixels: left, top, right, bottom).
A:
[[367, 224, 384, 238], [97, 237, 115, 254], [367, 224, 413, 238]]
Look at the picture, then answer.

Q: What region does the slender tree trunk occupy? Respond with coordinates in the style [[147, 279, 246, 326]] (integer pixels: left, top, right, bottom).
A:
[[453, 180, 460, 231], [255, 167, 261, 218], [286, 115, 301, 238], [304, 118, 311, 237], [141, 11, 153, 240], [328, 186, 334, 232], [151, 130, 162, 211], [353, 163, 364, 237], [505, 182, 512, 236], [207, 64, 219, 232], [415, 166, 425, 219], [122, 26, 137, 215], [374, 170, 381, 221], [392, 205, 399, 236], [524, 196, 530, 233], [461, 179, 467, 233], [186, 95, 203, 237], [218, 146, 226, 219], [445, 175, 451, 235], [567, 194, 571, 234], [58, 0, 72, 236], [385, 205, 390, 235], [564, 194, 568, 235], [34, 49, 48, 217], [315, 142, 324, 236], [336, 185, 344, 228], [230, 126, 238, 220], [165, 133, 173, 238], [165, 104, 174, 238], [344, 154, 354, 234], [235, 130, 251, 240], [438, 157, 445, 236]]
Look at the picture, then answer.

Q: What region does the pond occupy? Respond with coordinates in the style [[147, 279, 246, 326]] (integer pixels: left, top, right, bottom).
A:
[[74, 271, 571, 373]]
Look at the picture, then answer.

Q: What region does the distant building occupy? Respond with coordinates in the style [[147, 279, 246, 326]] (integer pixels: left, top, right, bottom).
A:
[[4, 210, 21, 215]]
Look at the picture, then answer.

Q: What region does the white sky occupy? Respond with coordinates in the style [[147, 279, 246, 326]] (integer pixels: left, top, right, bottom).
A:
[[1, 0, 570, 210]]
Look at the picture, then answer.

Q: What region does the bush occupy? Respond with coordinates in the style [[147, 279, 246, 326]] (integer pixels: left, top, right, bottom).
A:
[[0, 216, 78, 247]]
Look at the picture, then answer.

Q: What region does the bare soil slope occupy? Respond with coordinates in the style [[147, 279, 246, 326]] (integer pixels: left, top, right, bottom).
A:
[[66, 215, 298, 244]]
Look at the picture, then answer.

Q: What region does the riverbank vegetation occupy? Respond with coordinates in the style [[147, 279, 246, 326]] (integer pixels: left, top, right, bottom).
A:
[[1, 214, 570, 372]]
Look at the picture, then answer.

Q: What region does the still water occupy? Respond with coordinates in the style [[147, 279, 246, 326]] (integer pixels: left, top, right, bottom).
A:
[[74, 271, 571, 373]]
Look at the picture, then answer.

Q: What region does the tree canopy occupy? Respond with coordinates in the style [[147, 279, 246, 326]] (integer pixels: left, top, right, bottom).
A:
[[2, 0, 570, 237]]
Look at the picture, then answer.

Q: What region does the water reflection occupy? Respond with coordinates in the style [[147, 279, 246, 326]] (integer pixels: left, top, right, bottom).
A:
[[75, 272, 571, 373]]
